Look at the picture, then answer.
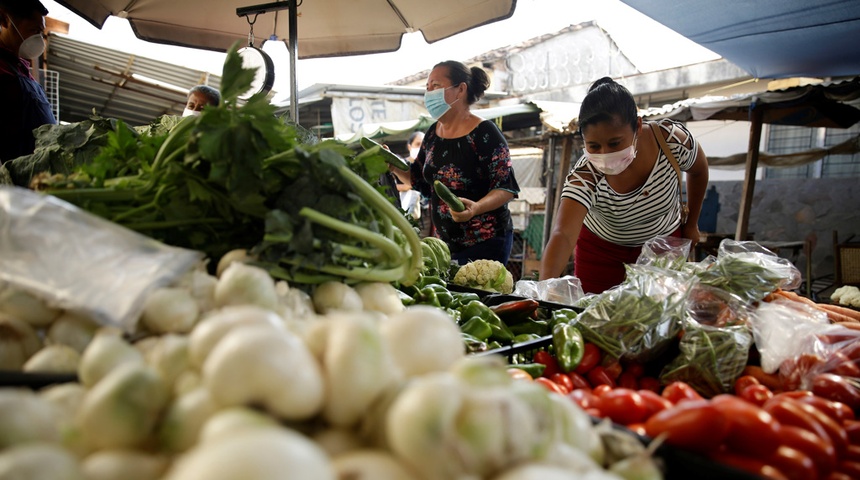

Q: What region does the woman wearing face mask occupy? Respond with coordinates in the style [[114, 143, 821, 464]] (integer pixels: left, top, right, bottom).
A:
[[396, 131, 431, 236], [0, 0, 55, 164], [183, 85, 221, 117], [390, 60, 520, 265], [540, 77, 709, 293]]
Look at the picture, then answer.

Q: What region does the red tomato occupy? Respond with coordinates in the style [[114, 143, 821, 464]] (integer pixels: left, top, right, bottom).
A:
[[592, 384, 613, 397], [533, 351, 560, 378], [587, 366, 616, 388], [708, 451, 789, 480], [793, 395, 855, 423], [585, 407, 604, 418], [567, 372, 591, 391], [764, 397, 835, 449], [550, 373, 573, 394], [568, 388, 600, 410], [734, 374, 761, 396], [624, 361, 645, 379], [638, 389, 673, 417], [711, 394, 782, 457], [603, 359, 623, 381], [507, 368, 533, 382], [644, 400, 730, 452], [638, 376, 661, 393], [616, 371, 639, 390], [626, 422, 647, 436], [766, 446, 817, 480], [739, 383, 774, 407], [599, 388, 649, 425], [843, 419, 860, 444], [661, 381, 703, 405], [792, 399, 850, 456], [829, 352, 860, 377], [845, 445, 860, 463], [837, 460, 860, 478], [780, 425, 837, 476], [574, 343, 601, 375], [812, 373, 860, 411], [534, 377, 567, 395]]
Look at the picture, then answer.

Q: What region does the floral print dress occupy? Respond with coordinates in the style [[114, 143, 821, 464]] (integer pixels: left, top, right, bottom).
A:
[[411, 120, 520, 253]]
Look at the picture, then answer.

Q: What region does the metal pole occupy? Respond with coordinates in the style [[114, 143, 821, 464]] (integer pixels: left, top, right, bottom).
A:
[[288, 0, 299, 123]]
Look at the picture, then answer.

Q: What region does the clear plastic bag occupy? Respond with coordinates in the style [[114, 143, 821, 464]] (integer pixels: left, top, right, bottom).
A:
[[685, 284, 751, 328], [776, 323, 860, 396], [0, 187, 203, 331], [660, 320, 753, 398], [747, 297, 829, 374], [695, 239, 802, 305], [635, 235, 692, 270], [571, 264, 694, 362], [512, 275, 584, 306]]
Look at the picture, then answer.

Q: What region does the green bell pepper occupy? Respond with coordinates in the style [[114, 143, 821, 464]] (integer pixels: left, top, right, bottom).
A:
[[461, 316, 493, 341], [413, 286, 440, 307], [460, 300, 516, 342], [548, 308, 579, 330], [450, 292, 480, 310], [396, 289, 415, 306], [509, 319, 549, 337], [461, 333, 488, 353], [552, 322, 585, 373], [513, 333, 542, 344], [425, 284, 454, 308], [417, 274, 445, 289]]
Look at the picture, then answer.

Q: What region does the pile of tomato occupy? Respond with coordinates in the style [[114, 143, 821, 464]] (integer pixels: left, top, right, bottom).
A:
[[512, 342, 860, 479]]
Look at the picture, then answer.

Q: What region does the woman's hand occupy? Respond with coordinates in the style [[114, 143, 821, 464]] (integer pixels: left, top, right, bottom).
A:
[[450, 198, 477, 223], [681, 221, 701, 247]]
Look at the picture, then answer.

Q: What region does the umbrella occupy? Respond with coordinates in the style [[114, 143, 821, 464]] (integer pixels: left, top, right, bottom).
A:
[[54, 0, 517, 121]]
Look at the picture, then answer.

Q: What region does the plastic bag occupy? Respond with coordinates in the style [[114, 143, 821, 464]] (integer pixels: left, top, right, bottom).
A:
[[747, 297, 829, 374], [685, 284, 751, 328], [0, 186, 203, 331], [571, 264, 693, 362], [695, 239, 802, 305], [660, 321, 753, 398], [636, 235, 692, 270], [512, 275, 584, 306], [776, 323, 860, 399]]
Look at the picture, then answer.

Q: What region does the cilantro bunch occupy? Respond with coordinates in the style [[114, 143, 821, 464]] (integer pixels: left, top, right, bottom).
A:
[[36, 45, 421, 287]]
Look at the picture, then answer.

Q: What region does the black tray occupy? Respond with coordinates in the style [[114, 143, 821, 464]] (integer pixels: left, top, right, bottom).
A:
[[472, 335, 552, 361], [0, 371, 78, 389], [445, 282, 497, 299]]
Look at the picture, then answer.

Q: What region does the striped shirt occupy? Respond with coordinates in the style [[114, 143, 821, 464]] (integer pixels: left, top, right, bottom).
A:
[[561, 119, 698, 247]]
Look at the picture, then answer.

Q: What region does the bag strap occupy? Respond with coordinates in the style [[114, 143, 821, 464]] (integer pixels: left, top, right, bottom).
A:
[[649, 121, 686, 205]]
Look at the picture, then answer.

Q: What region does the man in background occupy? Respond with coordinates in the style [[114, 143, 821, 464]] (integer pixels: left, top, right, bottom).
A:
[[0, 0, 55, 164]]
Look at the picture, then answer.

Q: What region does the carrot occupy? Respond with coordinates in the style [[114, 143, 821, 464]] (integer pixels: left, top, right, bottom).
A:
[[836, 322, 860, 331], [817, 303, 860, 322], [743, 365, 783, 391], [773, 289, 820, 308]]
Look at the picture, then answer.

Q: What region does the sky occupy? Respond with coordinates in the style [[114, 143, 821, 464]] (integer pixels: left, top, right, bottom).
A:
[[41, 0, 720, 99]]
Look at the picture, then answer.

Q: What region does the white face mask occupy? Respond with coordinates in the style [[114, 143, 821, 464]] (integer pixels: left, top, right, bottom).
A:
[[10, 20, 45, 59], [586, 135, 637, 175], [409, 147, 420, 159], [182, 108, 201, 117]]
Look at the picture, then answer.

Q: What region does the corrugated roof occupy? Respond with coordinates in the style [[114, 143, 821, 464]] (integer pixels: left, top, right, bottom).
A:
[[44, 34, 221, 126]]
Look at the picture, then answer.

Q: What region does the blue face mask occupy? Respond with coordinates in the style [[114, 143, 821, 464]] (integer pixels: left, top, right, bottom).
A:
[[424, 85, 459, 120]]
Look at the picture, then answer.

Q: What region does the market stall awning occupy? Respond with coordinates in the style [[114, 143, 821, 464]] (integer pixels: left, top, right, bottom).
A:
[[620, 0, 860, 79]]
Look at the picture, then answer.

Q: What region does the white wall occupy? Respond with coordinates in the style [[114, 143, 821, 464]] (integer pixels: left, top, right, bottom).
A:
[[685, 120, 769, 181]]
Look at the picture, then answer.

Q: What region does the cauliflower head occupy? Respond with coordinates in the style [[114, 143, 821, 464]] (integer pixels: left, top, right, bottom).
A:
[[832, 285, 860, 308], [452, 259, 514, 294]]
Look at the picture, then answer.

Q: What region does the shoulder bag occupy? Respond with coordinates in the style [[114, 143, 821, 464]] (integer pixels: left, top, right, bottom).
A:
[[649, 122, 689, 225]]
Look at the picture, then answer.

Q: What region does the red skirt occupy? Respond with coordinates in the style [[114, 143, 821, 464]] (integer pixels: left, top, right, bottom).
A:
[[574, 225, 681, 294]]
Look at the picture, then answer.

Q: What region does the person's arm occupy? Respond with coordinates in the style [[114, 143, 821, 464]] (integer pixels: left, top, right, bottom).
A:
[[451, 189, 514, 222], [540, 197, 588, 280], [681, 143, 709, 246]]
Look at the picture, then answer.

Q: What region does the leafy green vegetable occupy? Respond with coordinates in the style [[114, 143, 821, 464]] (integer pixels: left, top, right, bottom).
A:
[[32, 43, 421, 287]]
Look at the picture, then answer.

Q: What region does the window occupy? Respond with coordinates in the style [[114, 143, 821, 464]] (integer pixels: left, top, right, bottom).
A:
[[765, 123, 860, 178]]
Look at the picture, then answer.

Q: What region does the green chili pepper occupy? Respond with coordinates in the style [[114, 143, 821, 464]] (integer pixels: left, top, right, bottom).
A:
[[461, 316, 493, 341], [459, 300, 515, 342], [509, 362, 546, 378], [513, 333, 542, 343], [509, 320, 549, 337], [552, 322, 585, 373], [417, 274, 445, 289], [414, 286, 440, 307], [396, 289, 415, 306]]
